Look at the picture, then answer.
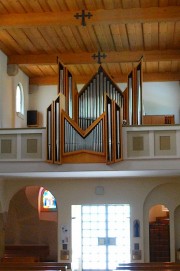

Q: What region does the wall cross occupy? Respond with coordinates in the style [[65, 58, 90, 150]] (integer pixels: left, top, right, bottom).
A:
[[74, 10, 93, 26], [92, 51, 107, 64]]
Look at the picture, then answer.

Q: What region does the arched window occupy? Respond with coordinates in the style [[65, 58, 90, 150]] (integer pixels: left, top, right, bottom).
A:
[[42, 189, 57, 211], [16, 83, 24, 115]]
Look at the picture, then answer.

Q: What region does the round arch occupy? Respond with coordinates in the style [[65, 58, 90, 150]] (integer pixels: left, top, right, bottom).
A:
[[143, 182, 180, 262], [174, 205, 180, 260], [5, 185, 58, 261]]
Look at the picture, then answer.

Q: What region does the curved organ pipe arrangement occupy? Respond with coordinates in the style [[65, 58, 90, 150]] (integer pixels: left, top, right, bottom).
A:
[[46, 61, 142, 164]]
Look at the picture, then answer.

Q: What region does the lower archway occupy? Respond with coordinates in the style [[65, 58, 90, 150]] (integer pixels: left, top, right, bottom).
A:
[[174, 205, 180, 261], [149, 204, 170, 262], [5, 186, 58, 262]]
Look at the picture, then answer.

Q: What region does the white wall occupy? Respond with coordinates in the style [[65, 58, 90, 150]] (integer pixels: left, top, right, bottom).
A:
[[2, 176, 180, 263], [29, 85, 58, 127], [0, 51, 13, 128], [143, 81, 180, 123], [29, 81, 180, 127], [118, 81, 180, 124], [0, 50, 29, 128]]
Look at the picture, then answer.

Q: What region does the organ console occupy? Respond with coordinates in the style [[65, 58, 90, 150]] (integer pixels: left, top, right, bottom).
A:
[[46, 60, 142, 165]]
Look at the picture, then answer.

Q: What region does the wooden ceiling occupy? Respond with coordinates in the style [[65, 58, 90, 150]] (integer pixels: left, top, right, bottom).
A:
[[0, 0, 179, 86]]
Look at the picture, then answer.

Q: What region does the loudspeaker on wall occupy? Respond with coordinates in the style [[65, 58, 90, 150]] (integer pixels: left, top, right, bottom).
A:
[[27, 110, 38, 126], [7, 64, 19, 76]]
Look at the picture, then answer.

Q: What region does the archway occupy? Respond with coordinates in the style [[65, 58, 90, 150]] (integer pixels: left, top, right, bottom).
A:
[[0, 198, 5, 259], [143, 182, 180, 262], [149, 204, 170, 262], [4, 186, 58, 261], [174, 205, 180, 261]]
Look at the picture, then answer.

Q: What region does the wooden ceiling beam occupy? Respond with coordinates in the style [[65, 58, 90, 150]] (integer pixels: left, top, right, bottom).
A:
[[30, 76, 59, 85], [8, 50, 180, 65], [8, 55, 59, 65], [0, 7, 179, 29], [29, 72, 180, 85], [8, 54, 59, 65]]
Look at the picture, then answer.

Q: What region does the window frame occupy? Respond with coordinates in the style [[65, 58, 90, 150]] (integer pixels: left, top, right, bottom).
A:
[[40, 188, 57, 212], [16, 82, 24, 118]]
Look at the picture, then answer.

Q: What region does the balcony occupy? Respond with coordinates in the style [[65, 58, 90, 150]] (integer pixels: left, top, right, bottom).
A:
[[0, 125, 180, 178]]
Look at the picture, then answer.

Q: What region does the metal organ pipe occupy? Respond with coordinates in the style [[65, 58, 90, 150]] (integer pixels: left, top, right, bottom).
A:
[[76, 68, 123, 161], [68, 74, 72, 118], [64, 119, 103, 153], [137, 67, 142, 125], [116, 107, 120, 160], [90, 82, 93, 126], [96, 73, 100, 118], [78, 72, 122, 130], [93, 78, 97, 122], [47, 109, 51, 160], [128, 73, 133, 125], [55, 101, 60, 161], [100, 70, 103, 115], [107, 102, 112, 162]]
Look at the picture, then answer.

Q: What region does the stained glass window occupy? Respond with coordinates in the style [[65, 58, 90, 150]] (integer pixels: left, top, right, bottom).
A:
[[42, 190, 57, 210]]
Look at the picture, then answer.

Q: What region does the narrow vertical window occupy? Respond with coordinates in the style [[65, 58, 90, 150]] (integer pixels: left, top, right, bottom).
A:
[[16, 83, 24, 115]]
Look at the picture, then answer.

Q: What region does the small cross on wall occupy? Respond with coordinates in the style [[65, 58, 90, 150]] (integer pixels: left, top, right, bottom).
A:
[[92, 51, 107, 64], [74, 10, 93, 26]]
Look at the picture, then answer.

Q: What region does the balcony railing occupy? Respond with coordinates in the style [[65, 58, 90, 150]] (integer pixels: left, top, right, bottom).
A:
[[0, 128, 46, 161], [123, 124, 180, 160], [0, 125, 180, 164]]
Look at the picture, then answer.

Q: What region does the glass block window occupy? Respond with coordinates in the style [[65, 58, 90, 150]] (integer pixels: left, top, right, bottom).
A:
[[81, 204, 130, 270]]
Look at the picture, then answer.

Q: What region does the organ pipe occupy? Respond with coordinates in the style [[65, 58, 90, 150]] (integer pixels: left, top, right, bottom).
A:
[[78, 66, 123, 130], [136, 63, 142, 125], [47, 104, 53, 162], [55, 100, 60, 161], [68, 72, 73, 118], [115, 104, 121, 160], [64, 118, 104, 154], [128, 72, 133, 125], [106, 96, 112, 163], [58, 62, 65, 95]]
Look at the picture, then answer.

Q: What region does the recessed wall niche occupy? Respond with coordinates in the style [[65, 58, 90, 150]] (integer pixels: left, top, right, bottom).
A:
[[154, 130, 176, 156], [0, 134, 17, 159], [127, 131, 149, 157], [21, 133, 42, 159], [1, 139, 12, 153]]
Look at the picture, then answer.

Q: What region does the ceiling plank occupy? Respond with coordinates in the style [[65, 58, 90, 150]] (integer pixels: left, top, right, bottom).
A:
[[8, 50, 180, 65], [0, 7, 179, 28], [29, 72, 180, 85]]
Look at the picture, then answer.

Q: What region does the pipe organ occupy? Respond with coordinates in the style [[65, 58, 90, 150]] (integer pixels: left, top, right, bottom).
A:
[[46, 60, 142, 164]]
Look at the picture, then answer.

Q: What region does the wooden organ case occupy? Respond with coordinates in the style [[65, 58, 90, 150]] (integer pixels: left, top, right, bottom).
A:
[[46, 63, 125, 165], [123, 62, 143, 126]]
